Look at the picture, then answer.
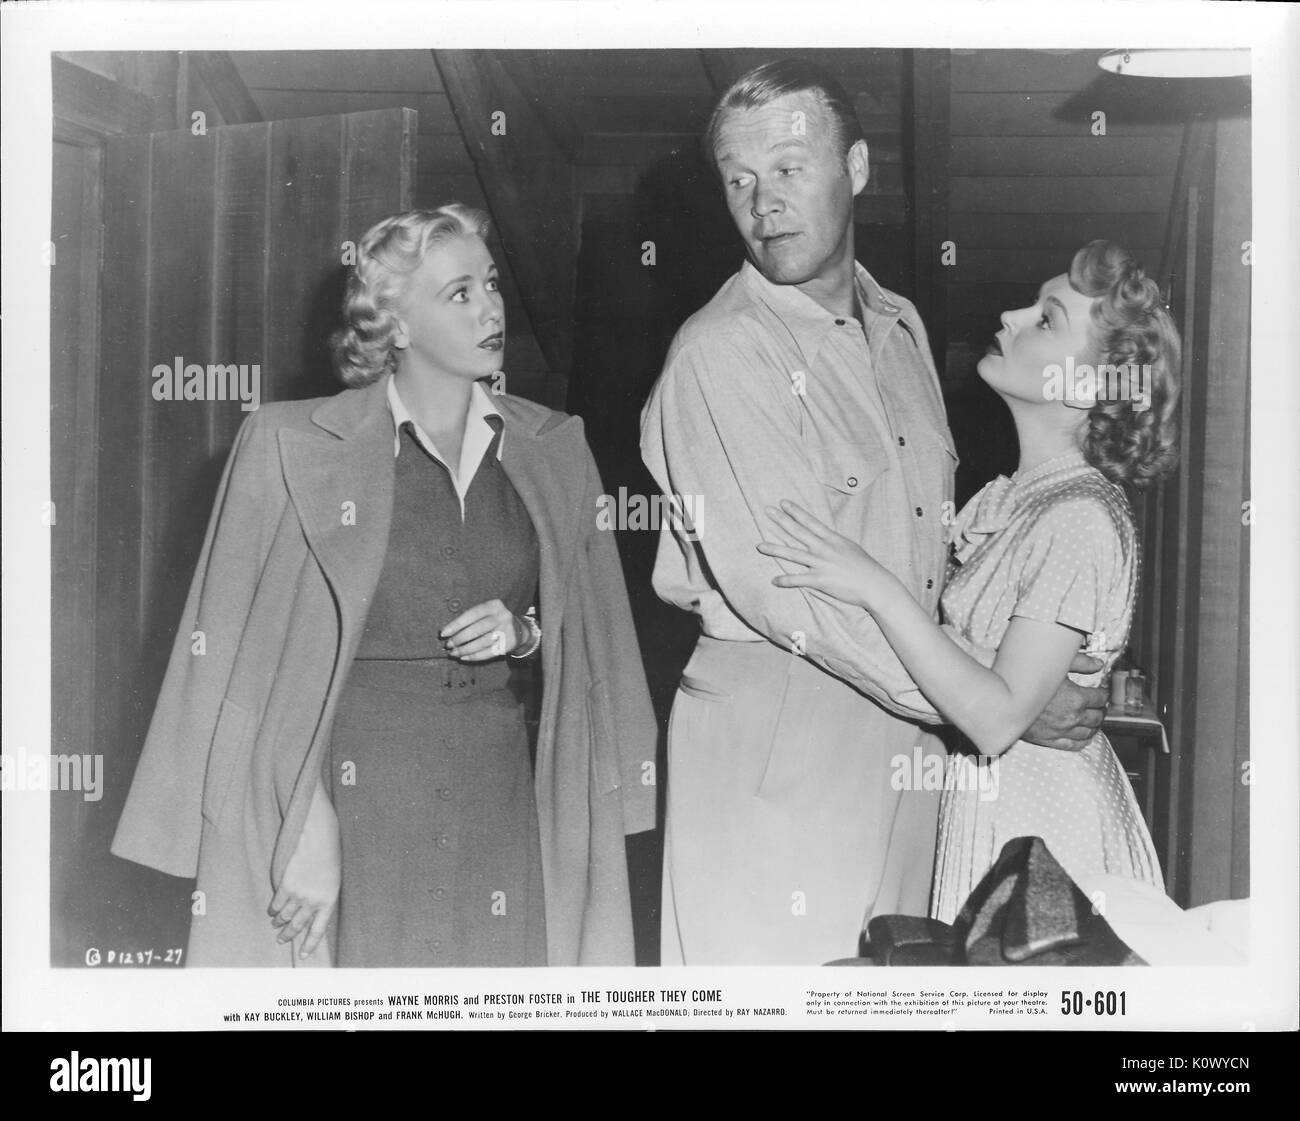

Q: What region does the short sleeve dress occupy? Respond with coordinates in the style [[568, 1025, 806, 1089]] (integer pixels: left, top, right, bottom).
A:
[[929, 450, 1163, 924]]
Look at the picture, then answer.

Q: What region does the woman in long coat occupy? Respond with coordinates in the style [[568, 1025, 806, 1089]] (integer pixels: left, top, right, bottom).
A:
[[111, 205, 657, 967]]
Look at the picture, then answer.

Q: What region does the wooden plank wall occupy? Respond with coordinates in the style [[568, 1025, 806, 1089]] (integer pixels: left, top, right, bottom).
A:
[[233, 50, 552, 404], [434, 49, 577, 407], [926, 49, 1185, 504], [1134, 121, 1212, 898], [80, 130, 164, 959], [1135, 113, 1252, 907], [49, 138, 106, 966], [54, 107, 416, 962], [572, 49, 909, 253], [1184, 115, 1251, 904], [941, 49, 1183, 382]]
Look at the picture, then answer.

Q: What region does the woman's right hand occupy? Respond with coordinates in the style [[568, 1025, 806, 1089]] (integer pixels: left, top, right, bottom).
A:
[[440, 598, 529, 660], [269, 779, 341, 959]]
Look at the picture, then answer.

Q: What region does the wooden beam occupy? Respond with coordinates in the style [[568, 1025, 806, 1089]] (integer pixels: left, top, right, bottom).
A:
[[1165, 182, 1201, 903], [116, 52, 183, 131], [188, 51, 264, 125], [907, 48, 951, 378], [698, 50, 740, 97], [950, 135, 1180, 178], [495, 53, 583, 162], [1187, 115, 1251, 905], [951, 92, 1189, 138], [52, 55, 154, 138], [582, 131, 700, 167], [432, 49, 577, 404], [1159, 118, 1214, 298], [949, 175, 1174, 214]]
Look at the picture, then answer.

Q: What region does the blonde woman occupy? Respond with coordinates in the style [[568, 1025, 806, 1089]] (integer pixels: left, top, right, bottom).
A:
[[112, 206, 655, 966], [759, 241, 1178, 920]]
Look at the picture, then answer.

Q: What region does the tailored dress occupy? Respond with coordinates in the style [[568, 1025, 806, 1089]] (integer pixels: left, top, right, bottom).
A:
[[327, 411, 546, 967], [930, 451, 1163, 923]]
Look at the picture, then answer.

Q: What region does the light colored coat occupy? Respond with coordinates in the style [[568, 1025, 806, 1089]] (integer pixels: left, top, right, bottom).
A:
[[111, 377, 657, 966]]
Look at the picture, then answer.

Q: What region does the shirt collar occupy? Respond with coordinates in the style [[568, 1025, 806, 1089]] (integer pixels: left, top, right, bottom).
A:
[[738, 258, 917, 367], [386, 374, 504, 460]]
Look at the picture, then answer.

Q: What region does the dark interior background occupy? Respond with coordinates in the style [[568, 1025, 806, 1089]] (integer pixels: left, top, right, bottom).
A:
[[50, 48, 1250, 967]]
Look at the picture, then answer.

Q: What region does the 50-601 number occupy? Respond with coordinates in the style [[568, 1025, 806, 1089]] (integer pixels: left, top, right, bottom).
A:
[[1061, 991, 1127, 1015]]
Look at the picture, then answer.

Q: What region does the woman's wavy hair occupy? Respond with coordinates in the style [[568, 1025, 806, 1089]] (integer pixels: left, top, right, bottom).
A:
[[1068, 239, 1182, 488], [331, 204, 491, 387]]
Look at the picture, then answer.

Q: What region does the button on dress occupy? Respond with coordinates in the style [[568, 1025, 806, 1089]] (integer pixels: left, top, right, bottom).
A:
[[930, 452, 1163, 923], [327, 421, 545, 966]]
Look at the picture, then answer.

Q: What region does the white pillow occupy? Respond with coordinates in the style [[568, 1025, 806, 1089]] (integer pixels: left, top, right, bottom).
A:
[[1073, 874, 1249, 966]]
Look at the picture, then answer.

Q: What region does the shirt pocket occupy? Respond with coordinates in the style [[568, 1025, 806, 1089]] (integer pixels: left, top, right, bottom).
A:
[[807, 440, 889, 499]]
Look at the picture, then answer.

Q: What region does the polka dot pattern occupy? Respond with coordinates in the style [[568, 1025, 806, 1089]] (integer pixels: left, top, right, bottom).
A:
[[930, 452, 1163, 923]]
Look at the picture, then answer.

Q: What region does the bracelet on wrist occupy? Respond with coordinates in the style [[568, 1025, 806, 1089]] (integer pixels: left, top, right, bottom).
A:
[[509, 608, 542, 659]]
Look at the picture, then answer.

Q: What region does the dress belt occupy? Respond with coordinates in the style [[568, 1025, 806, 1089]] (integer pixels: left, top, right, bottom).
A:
[[345, 656, 512, 694]]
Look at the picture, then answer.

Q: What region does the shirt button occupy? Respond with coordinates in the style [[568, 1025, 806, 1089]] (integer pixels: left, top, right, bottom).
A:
[[926, 578, 934, 590], [442, 545, 456, 558], [447, 597, 462, 612], [436, 834, 450, 849], [898, 436, 906, 446], [846, 476, 859, 488], [431, 939, 442, 952], [915, 507, 924, 518], [438, 787, 452, 801], [432, 887, 446, 900]]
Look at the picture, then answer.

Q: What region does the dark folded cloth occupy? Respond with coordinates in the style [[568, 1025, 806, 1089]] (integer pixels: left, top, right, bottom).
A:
[[857, 836, 1146, 967], [862, 916, 957, 966]]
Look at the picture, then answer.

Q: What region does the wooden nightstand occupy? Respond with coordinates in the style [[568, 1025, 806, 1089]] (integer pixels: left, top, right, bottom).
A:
[[1103, 703, 1168, 836]]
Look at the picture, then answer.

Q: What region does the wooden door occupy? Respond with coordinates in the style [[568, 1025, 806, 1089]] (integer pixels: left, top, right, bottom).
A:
[[51, 108, 416, 965], [1130, 115, 1251, 907]]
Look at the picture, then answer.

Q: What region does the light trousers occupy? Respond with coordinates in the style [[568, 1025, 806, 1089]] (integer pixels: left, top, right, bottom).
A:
[[660, 635, 944, 965]]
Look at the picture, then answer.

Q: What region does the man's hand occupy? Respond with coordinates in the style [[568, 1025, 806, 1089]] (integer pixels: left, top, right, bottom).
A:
[[1020, 652, 1109, 751], [269, 780, 341, 959]]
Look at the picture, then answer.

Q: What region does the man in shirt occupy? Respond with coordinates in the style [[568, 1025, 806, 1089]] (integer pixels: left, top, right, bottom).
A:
[[640, 59, 1106, 965]]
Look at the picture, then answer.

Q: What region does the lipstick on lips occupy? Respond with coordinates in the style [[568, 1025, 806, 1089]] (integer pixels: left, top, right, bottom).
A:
[[477, 331, 504, 352]]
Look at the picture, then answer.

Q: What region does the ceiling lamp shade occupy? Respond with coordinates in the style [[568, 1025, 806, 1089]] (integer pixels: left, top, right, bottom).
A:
[[1098, 49, 1251, 79]]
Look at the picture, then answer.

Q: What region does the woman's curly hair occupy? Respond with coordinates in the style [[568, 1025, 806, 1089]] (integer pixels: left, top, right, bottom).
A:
[[1068, 239, 1182, 488], [331, 204, 491, 387]]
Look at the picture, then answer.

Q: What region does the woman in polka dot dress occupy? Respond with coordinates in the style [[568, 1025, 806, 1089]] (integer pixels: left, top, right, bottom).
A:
[[757, 240, 1180, 922]]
